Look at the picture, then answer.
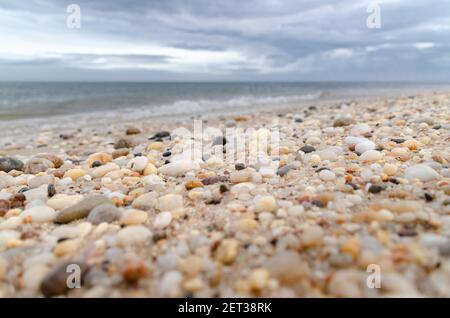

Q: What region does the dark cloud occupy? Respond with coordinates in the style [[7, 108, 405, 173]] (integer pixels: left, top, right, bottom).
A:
[[0, 0, 449, 81]]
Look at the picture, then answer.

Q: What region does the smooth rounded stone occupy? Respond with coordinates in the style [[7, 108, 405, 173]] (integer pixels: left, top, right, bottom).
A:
[[143, 163, 157, 176], [120, 209, 148, 226], [64, 169, 85, 181], [404, 164, 440, 182], [333, 117, 354, 127], [130, 156, 148, 172], [264, 251, 309, 284], [158, 161, 200, 177], [355, 140, 376, 155], [319, 169, 336, 181], [114, 138, 131, 149], [40, 261, 88, 297], [230, 170, 252, 183], [254, 195, 277, 213], [350, 123, 371, 136], [359, 150, 382, 162], [345, 136, 367, 145], [0, 192, 12, 201], [153, 211, 172, 229], [317, 148, 338, 161], [300, 225, 324, 247], [24, 158, 54, 174], [391, 147, 412, 161], [383, 163, 398, 176], [86, 152, 113, 167], [47, 194, 83, 210], [158, 194, 183, 212], [306, 136, 321, 145], [327, 270, 364, 297], [28, 174, 54, 189], [368, 185, 383, 194], [299, 145, 316, 153], [0, 216, 22, 230], [55, 195, 112, 224], [35, 154, 64, 169], [21, 206, 56, 223], [0, 157, 24, 172], [126, 127, 141, 135], [23, 186, 48, 203], [151, 131, 171, 139], [0, 175, 14, 190], [91, 163, 120, 179], [22, 265, 49, 291], [277, 165, 292, 177], [87, 204, 122, 225], [132, 192, 158, 210], [0, 230, 20, 247], [159, 270, 183, 297], [57, 177, 73, 186], [117, 225, 152, 246], [51, 225, 81, 239], [112, 148, 129, 159], [142, 175, 164, 191], [259, 166, 276, 178]]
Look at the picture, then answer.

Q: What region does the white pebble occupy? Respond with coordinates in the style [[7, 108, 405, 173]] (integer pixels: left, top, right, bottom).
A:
[[117, 226, 152, 246], [153, 212, 172, 229], [319, 169, 336, 181], [404, 164, 440, 182]]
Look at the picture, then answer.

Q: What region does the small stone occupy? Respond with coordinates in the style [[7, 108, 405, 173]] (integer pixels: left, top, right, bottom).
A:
[[368, 185, 383, 194], [114, 139, 131, 149], [319, 169, 336, 181], [158, 194, 183, 212], [112, 148, 129, 159], [28, 174, 54, 189], [265, 251, 309, 285], [300, 225, 324, 247], [383, 163, 398, 176], [53, 239, 80, 257], [333, 117, 354, 127], [40, 261, 88, 297], [391, 147, 412, 161], [230, 171, 251, 183], [216, 239, 239, 265], [117, 225, 152, 246], [148, 142, 163, 151], [233, 218, 259, 233], [22, 206, 57, 223], [299, 145, 316, 153], [23, 186, 48, 203], [158, 161, 200, 177], [130, 156, 148, 172], [91, 163, 120, 178], [249, 268, 270, 292], [355, 140, 376, 155], [24, 158, 54, 174], [35, 154, 64, 169], [185, 180, 203, 190], [142, 175, 164, 191], [150, 131, 170, 139], [254, 195, 277, 213], [277, 165, 292, 177], [87, 203, 122, 225], [0, 157, 24, 172], [341, 238, 361, 258], [64, 169, 85, 181], [201, 176, 229, 185], [132, 192, 158, 210], [153, 211, 172, 229], [22, 265, 49, 291], [360, 150, 382, 162], [120, 209, 148, 226], [47, 194, 83, 210], [55, 195, 112, 224], [235, 163, 246, 170], [350, 123, 371, 136], [126, 127, 141, 135], [405, 164, 440, 182], [143, 163, 157, 176], [159, 270, 183, 297]]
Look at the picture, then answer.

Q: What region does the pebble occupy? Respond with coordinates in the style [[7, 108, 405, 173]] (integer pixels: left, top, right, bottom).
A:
[[0, 157, 24, 172], [333, 117, 354, 127], [249, 268, 270, 292], [355, 140, 376, 155], [350, 123, 371, 136], [360, 150, 382, 162], [158, 161, 200, 177], [132, 192, 158, 210], [299, 145, 316, 153], [47, 194, 83, 210], [64, 169, 85, 181], [158, 194, 183, 212], [120, 209, 149, 226], [153, 211, 172, 229], [254, 195, 277, 213], [112, 148, 129, 159], [126, 127, 141, 135], [21, 206, 57, 223], [159, 271, 183, 297], [35, 154, 64, 169], [87, 203, 122, 225], [55, 195, 112, 224], [114, 139, 131, 149], [131, 156, 148, 172], [24, 158, 54, 174], [404, 164, 440, 182], [319, 169, 336, 181], [230, 171, 251, 183], [383, 163, 398, 176], [28, 174, 54, 189], [117, 226, 152, 246], [216, 239, 239, 265]]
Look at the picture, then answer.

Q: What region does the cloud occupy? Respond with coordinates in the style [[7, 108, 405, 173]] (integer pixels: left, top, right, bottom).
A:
[[0, 0, 449, 81]]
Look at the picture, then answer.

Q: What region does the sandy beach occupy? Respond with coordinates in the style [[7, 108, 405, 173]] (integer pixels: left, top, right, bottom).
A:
[[1, 91, 449, 297]]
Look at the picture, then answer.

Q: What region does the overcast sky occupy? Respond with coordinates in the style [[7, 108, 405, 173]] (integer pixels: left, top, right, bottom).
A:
[[0, 0, 449, 81]]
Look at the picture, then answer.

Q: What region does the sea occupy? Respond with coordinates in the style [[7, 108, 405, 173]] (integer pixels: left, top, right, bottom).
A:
[[1, 82, 449, 121]]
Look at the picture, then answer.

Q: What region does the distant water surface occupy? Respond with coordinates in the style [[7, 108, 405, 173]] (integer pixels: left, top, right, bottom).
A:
[[0, 82, 449, 120]]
